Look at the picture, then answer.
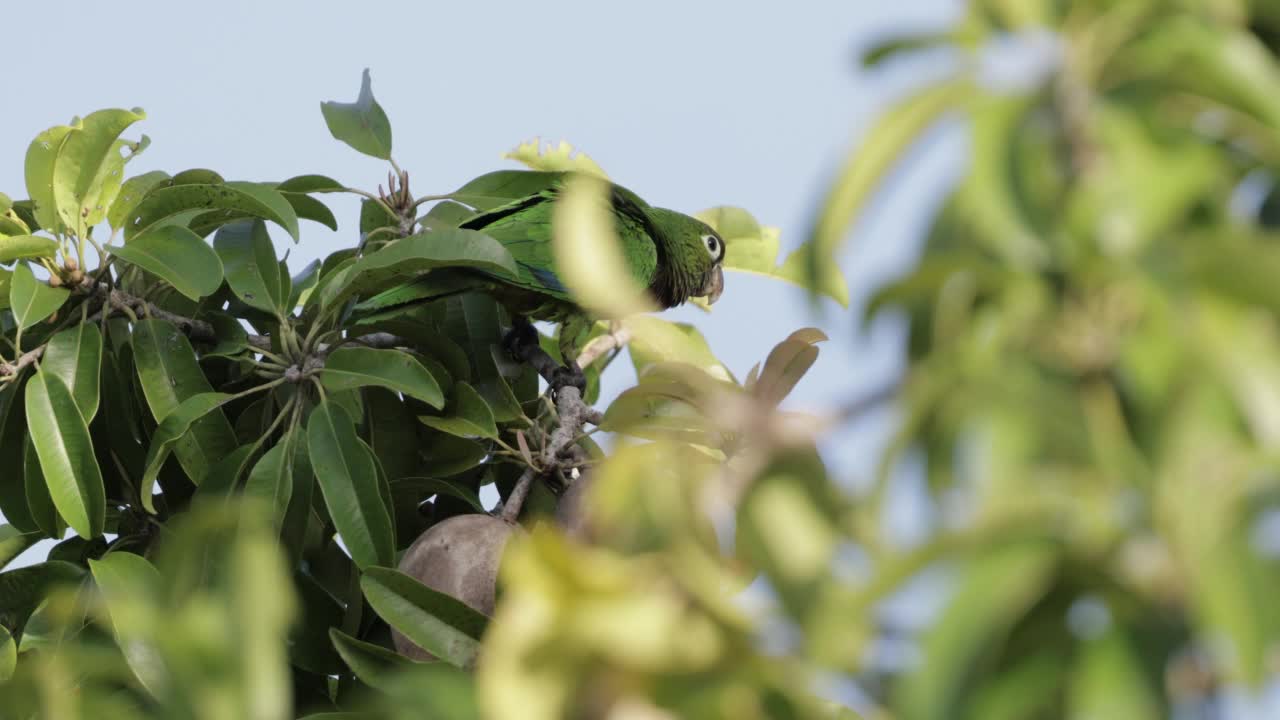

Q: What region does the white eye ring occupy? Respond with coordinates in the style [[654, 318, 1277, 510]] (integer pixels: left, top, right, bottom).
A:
[[702, 234, 722, 260]]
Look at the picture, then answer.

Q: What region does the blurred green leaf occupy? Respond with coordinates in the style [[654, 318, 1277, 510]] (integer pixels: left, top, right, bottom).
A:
[[0, 525, 39, 571], [1068, 627, 1163, 720], [698, 206, 850, 307], [894, 542, 1057, 720], [0, 561, 83, 633], [89, 551, 168, 698], [504, 138, 608, 178], [752, 328, 827, 407], [0, 624, 13, 682], [627, 316, 734, 382], [804, 77, 970, 302]]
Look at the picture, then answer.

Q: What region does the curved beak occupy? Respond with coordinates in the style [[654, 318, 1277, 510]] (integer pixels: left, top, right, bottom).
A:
[[700, 265, 724, 305]]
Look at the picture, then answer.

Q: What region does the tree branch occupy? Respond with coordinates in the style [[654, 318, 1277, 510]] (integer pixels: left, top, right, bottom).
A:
[[2, 279, 417, 386], [576, 327, 632, 369]]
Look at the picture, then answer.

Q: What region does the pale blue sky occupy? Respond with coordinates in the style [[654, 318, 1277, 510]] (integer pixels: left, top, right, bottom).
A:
[[1, 0, 963, 558]]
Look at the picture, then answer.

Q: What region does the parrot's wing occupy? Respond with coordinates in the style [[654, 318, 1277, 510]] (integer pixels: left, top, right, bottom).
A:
[[460, 181, 660, 302]]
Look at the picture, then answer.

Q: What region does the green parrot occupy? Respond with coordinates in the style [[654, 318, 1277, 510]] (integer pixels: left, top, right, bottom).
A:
[[358, 170, 727, 390]]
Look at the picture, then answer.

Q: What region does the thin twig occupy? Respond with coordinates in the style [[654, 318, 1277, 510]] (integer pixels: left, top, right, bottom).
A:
[[576, 327, 633, 369]]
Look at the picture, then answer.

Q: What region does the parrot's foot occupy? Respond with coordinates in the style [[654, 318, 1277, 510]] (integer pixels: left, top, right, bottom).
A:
[[549, 362, 587, 397], [502, 319, 585, 398], [502, 319, 541, 363]]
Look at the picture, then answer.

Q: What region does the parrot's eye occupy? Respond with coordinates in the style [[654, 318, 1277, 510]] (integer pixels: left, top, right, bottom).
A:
[[702, 234, 723, 261]]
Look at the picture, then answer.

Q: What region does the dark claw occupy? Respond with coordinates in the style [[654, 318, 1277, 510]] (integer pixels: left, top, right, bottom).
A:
[[502, 320, 540, 363], [550, 362, 587, 397]]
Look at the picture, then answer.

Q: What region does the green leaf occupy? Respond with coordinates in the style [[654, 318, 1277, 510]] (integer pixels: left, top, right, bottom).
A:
[[0, 624, 13, 682], [0, 385, 38, 533], [8, 262, 69, 331], [245, 430, 297, 524], [194, 444, 257, 499], [109, 225, 224, 301], [25, 369, 104, 538], [319, 229, 518, 310], [41, 323, 104, 421], [417, 382, 497, 439], [626, 316, 734, 382], [132, 319, 238, 491], [328, 627, 413, 690], [320, 347, 445, 408], [213, 219, 285, 314], [418, 433, 488, 477], [365, 387, 422, 483], [284, 192, 338, 231], [1069, 628, 1162, 720], [288, 259, 322, 309], [894, 542, 1057, 720], [0, 267, 9, 309], [0, 235, 59, 265], [360, 566, 487, 669], [51, 108, 146, 232], [89, 552, 167, 697], [862, 32, 956, 66], [503, 138, 608, 178], [170, 168, 225, 185], [24, 122, 78, 234], [391, 477, 486, 513], [24, 436, 64, 539], [126, 181, 299, 242], [277, 174, 344, 194], [552, 174, 652, 318], [752, 328, 827, 407], [0, 525, 40, 571], [138, 392, 238, 512], [321, 69, 393, 160], [0, 561, 84, 632], [308, 401, 396, 569], [108, 170, 170, 230], [694, 206, 849, 307], [804, 77, 971, 303]]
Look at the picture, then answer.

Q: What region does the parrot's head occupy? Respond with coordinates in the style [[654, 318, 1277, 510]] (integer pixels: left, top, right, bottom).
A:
[[647, 208, 726, 308]]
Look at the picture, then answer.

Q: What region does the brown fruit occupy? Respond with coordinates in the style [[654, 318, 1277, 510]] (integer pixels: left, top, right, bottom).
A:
[[47, 274, 62, 288], [392, 513, 519, 661]]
